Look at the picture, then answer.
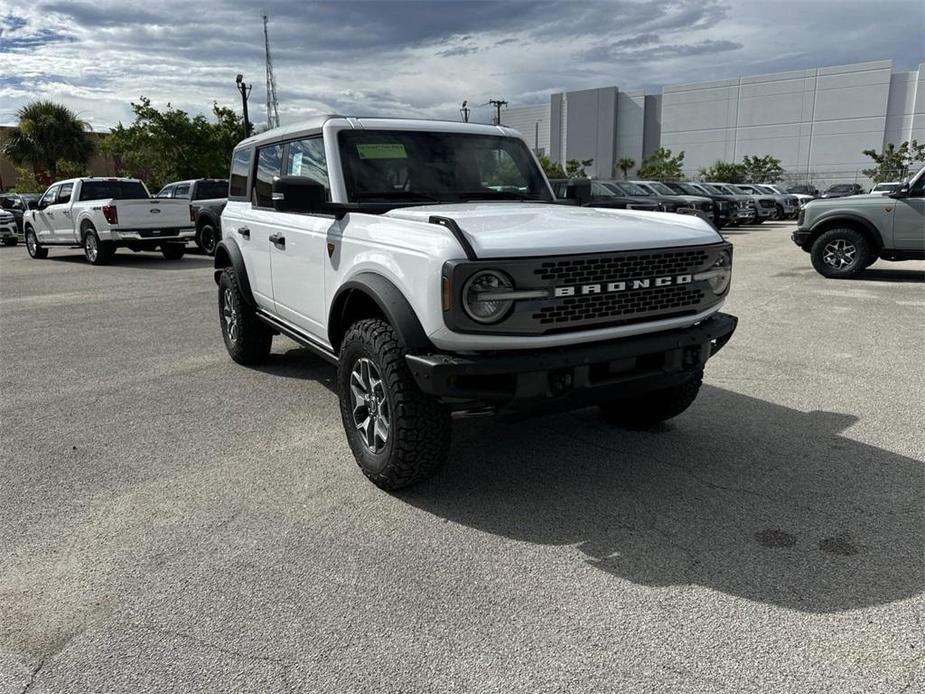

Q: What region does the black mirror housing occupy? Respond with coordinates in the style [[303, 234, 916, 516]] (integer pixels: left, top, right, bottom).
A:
[[889, 184, 910, 199], [271, 176, 349, 219]]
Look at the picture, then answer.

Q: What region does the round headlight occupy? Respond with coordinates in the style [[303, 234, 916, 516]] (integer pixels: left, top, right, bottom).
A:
[[463, 270, 514, 324], [708, 251, 732, 295]]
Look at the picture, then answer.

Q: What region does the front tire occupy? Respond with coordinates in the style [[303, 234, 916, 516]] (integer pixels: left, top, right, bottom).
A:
[[810, 227, 871, 279], [161, 244, 186, 260], [337, 318, 451, 490], [772, 204, 783, 220], [218, 267, 272, 364], [25, 228, 48, 258], [83, 226, 114, 265], [599, 370, 703, 426], [196, 223, 219, 256]]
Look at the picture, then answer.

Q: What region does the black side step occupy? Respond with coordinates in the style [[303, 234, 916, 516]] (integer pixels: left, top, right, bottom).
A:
[[256, 310, 338, 365], [429, 216, 477, 260]]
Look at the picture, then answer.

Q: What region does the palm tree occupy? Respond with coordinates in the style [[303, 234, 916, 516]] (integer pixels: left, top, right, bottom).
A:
[[1, 101, 95, 179], [616, 157, 635, 179]]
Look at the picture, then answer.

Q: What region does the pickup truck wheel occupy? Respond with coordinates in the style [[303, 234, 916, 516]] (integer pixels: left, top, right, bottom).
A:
[[338, 318, 451, 490], [810, 228, 870, 278], [161, 244, 186, 260], [83, 228, 114, 265], [196, 223, 219, 256], [25, 228, 48, 258], [218, 267, 272, 364], [772, 204, 783, 220], [599, 370, 703, 426]]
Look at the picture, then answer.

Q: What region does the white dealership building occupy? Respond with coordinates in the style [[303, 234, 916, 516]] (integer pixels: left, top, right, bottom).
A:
[[502, 60, 925, 187]]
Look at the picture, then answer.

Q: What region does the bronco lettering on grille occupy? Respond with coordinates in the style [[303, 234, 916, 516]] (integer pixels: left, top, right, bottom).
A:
[[553, 274, 693, 297]]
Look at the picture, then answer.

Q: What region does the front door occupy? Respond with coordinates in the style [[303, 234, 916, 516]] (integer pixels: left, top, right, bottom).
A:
[[268, 137, 332, 340], [33, 185, 59, 242], [49, 182, 74, 241]]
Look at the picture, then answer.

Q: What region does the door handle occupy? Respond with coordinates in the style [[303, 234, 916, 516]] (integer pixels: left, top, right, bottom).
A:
[[269, 233, 285, 248], [237, 226, 250, 238]]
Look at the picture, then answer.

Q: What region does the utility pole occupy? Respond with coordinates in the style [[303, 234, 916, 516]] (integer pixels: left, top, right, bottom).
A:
[[235, 74, 253, 139], [460, 100, 470, 123], [488, 98, 507, 125], [263, 14, 280, 130]]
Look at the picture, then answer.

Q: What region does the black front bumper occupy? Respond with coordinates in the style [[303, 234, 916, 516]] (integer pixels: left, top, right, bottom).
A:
[[406, 312, 737, 413], [791, 229, 813, 249]]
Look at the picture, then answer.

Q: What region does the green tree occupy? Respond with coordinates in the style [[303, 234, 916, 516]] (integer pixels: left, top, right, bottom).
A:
[[741, 154, 784, 183], [10, 167, 46, 193], [565, 158, 593, 178], [615, 157, 635, 179], [101, 97, 244, 190], [862, 141, 925, 183], [0, 101, 95, 179], [534, 152, 565, 179], [638, 147, 684, 181], [698, 160, 745, 183]]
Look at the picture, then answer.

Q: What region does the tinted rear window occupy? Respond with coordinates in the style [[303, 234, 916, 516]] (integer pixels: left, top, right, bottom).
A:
[[79, 181, 149, 201], [229, 149, 252, 199], [194, 181, 229, 200]]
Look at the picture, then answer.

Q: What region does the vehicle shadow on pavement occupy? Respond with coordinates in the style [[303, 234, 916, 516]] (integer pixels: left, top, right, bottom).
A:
[[45, 253, 213, 270], [851, 268, 925, 283], [400, 385, 924, 613]]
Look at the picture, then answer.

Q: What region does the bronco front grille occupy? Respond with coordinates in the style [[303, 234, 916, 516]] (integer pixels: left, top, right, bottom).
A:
[[534, 285, 705, 326], [533, 248, 710, 285]]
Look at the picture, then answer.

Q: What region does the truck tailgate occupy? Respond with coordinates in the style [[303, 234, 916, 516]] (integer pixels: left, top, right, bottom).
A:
[[109, 199, 192, 230]]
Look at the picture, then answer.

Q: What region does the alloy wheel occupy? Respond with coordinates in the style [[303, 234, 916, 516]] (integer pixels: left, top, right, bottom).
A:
[[349, 357, 390, 453], [84, 233, 98, 262], [26, 232, 36, 255], [222, 288, 238, 342], [822, 239, 857, 269]]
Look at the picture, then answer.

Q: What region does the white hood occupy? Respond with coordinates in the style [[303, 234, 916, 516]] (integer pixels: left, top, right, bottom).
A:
[[384, 203, 722, 258]]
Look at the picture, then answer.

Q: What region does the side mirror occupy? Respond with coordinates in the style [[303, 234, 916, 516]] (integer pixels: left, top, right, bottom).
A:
[[889, 184, 910, 199], [272, 176, 346, 218], [36, 199, 48, 210]]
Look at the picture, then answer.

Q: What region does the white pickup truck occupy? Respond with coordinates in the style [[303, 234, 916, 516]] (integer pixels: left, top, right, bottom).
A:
[[24, 177, 195, 265]]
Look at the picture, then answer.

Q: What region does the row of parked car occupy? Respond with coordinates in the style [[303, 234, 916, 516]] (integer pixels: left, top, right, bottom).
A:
[[0, 177, 229, 260], [551, 178, 802, 229]]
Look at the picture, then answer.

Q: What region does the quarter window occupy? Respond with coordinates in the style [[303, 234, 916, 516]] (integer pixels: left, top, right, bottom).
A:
[[229, 148, 252, 199], [286, 138, 330, 199], [254, 144, 283, 207]]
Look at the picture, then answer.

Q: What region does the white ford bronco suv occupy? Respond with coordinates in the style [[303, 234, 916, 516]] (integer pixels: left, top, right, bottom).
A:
[[215, 117, 737, 489], [24, 177, 195, 265]]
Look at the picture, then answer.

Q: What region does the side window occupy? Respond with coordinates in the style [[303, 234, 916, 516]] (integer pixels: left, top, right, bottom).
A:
[[157, 186, 174, 198], [229, 148, 252, 199], [173, 183, 191, 198], [254, 144, 283, 207], [56, 183, 74, 204], [286, 138, 330, 199], [39, 186, 59, 208]]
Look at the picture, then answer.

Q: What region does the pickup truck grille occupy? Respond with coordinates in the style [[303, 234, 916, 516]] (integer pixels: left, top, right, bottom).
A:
[[444, 243, 730, 336], [758, 198, 775, 208]]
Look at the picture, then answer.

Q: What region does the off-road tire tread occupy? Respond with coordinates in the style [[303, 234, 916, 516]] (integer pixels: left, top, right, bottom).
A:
[[810, 227, 870, 279], [219, 267, 272, 364], [338, 318, 451, 490], [599, 370, 704, 426]]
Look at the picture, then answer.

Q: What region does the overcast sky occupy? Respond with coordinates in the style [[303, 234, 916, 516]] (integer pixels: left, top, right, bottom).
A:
[[1, 0, 923, 130]]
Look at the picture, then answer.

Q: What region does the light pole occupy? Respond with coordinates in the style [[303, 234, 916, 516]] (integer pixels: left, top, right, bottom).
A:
[[236, 74, 253, 140]]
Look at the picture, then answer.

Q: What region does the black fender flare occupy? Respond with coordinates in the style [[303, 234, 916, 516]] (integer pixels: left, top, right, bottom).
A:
[[329, 273, 432, 353], [808, 213, 884, 250], [196, 210, 220, 231], [213, 239, 255, 307]]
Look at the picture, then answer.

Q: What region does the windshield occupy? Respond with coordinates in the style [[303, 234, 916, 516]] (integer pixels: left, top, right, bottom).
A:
[[337, 130, 552, 203], [672, 182, 703, 195], [873, 183, 899, 191], [606, 180, 649, 196], [79, 180, 150, 201], [194, 180, 229, 200], [644, 181, 675, 195]]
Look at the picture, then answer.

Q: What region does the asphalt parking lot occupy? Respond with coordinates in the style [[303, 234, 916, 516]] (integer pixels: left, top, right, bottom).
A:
[[1, 221, 923, 693]]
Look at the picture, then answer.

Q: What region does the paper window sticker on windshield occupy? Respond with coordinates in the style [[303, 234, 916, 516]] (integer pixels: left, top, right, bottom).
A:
[[357, 144, 408, 160], [290, 152, 303, 175]]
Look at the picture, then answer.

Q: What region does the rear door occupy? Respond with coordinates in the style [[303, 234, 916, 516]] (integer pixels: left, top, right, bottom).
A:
[[33, 185, 59, 242], [268, 137, 332, 338], [226, 147, 275, 309], [50, 182, 75, 241]]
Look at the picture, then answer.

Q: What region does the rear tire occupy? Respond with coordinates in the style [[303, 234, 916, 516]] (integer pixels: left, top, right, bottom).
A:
[[83, 226, 114, 265], [218, 267, 272, 365], [25, 228, 48, 258], [810, 227, 871, 279], [196, 223, 219, 256], [338, 318, 451, 490], [599, 370, 703, 426], [161, 244, 186, 260]]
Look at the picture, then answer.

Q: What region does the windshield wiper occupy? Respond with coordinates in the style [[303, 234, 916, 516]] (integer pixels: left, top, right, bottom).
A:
[[353, 191, 441, 202], [456, 190, 544, 201]]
